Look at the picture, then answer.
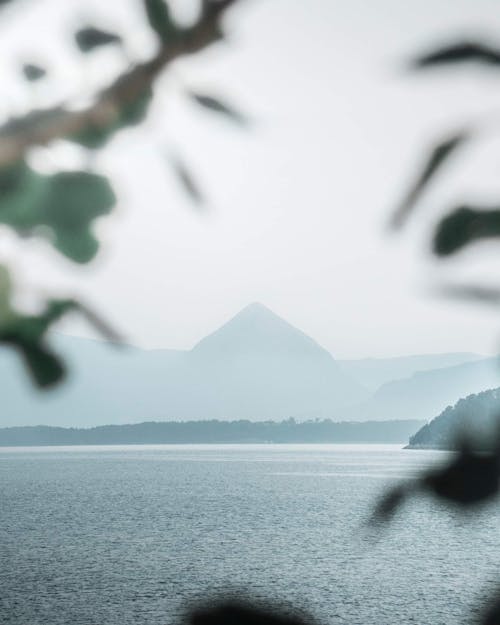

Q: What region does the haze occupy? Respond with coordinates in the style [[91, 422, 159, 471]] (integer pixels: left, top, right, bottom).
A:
[[2, 0, 500, 358]]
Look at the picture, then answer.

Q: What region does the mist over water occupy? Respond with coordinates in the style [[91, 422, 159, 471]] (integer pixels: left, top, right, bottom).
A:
[[1, 444, 498, 625]]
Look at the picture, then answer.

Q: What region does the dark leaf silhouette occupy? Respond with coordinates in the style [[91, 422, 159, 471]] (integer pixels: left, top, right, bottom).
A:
[[169, 154, 204, 205], [188, 91, 247, 125], [0, 299, 76, 388], [370, 484, 410, 523], [391, 132, 467, 228], [78, 303, 123, 344], [8, 338, 65, 388], [438, 283, 500, 306], [372, 446, 500, 526], [424, 446, 500, 505], [433, 206, 500, 256], [188, 602, 311, 625], [143, 0, 176, 43], [0, 264, 121, 388], [482, 595, 500, 625], [22, 63, 47, 82], [75, 26, 122, 53], [413, 41, 500, 69]]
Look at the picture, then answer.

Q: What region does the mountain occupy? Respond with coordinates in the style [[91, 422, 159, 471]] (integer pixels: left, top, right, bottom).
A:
[[338, 352, 485, 392], [347, 358, 500, 422], [407, 388, 500, 450], [186, 303, 366, 418], [0, 418, 426, 446], [1, 302, 498, 428], [0, 303, 367, 427]]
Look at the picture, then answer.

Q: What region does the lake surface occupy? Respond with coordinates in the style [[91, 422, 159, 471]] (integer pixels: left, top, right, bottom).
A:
[[1, 444, 499, 625]]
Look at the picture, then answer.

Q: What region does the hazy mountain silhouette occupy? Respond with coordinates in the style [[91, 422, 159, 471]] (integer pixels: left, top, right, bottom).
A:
[[338, 352, 485, 391], [348, 357, 500, 422], [193, 303, 332, 359], [0, 302, 496, 427], [0, 303, 366, 427]]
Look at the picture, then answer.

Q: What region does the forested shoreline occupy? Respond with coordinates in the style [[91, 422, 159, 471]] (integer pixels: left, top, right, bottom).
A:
[[0, 418, 424, 446]]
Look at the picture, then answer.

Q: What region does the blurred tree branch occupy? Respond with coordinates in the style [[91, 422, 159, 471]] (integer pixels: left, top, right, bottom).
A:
[[0, 0, 239, 166]]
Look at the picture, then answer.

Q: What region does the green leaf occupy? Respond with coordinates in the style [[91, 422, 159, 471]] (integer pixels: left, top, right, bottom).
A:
[[391, 132, 468, 228], [0, 299, 76, 388], [143, 0, 176, 43], [42, 171, 116, 263], [0, 286, 121, 388], [0, 165, 116, 263], [0, 264, 120, 389], [18, 340, 66, 388], [71, 123, 118, 150], [413, 41, 500, 69], [75, 26, 122, 53], [433, 206, 500, 256], [188, 91, 247, 125], [22, 63, 47, 82], [0, 161, 51, 231]]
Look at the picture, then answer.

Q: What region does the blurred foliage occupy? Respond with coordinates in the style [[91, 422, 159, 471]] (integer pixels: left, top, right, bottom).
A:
[[0, 166, 115, 262], [0, 266, 119, 387], [74, 26, 122, 53], [188, 90, 248, 126], [22, 63, 47, 82], [412, 41, 500, 69], [186, 602, 313, 625], [144, 0, 176, 44], [391, 132, 467, 228], [1, 4, 499, 625], [392, 38, 500, 259], [385, 34, 500, 625], [371, 445, 500, 525], [433, 206, 500, 256], [0, 0, 243, 388]]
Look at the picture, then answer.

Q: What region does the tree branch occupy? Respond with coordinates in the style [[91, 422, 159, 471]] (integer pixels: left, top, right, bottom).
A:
[[0, 0, 239, 167]]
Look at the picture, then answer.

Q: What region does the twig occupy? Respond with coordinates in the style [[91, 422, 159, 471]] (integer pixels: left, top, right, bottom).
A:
[[0, 0, 239, 167]]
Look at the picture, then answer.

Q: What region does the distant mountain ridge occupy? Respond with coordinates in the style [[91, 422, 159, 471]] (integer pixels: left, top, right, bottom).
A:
[[0, 303, 366, 427], [338, 352, 485, 391], [347, 357, 500, 422], [0, 302, 497, 428]]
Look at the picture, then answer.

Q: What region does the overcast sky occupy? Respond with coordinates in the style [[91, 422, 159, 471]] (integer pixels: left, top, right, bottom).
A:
[[3, 0, 500, 358]]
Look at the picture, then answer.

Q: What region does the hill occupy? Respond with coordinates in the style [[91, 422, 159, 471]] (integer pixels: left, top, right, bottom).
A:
[[407, 388, 500, 450], [0, 418, 425, 446]]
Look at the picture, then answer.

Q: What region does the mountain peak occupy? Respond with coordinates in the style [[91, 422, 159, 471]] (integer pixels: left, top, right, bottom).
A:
[[232, 301, 282, 321], [191, 303, 331, 359]]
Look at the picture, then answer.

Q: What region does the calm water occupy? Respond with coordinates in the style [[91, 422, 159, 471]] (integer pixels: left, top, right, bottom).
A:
[[1, 444, 499, 625]]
